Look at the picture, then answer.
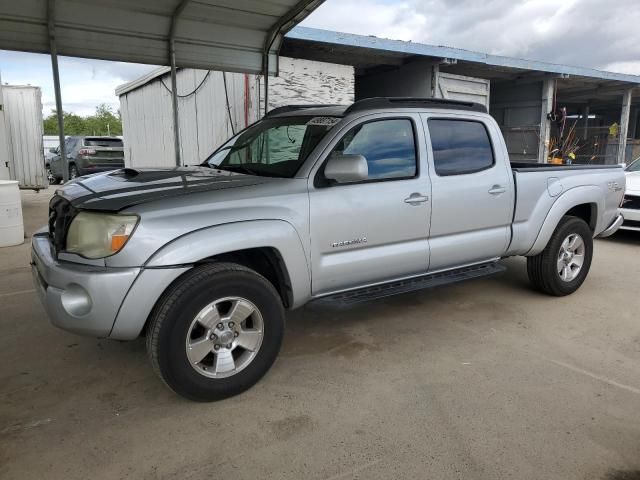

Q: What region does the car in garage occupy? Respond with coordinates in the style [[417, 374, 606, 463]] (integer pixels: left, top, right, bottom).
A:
[[48, 136, 124, 183], [32, 98, 625, 401], [620, 157, 640, 231]]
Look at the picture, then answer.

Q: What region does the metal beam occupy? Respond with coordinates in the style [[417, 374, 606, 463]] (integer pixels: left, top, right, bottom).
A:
[[538, 78, 555, 163], [494, 72, 566, 86], [47, 0, 68, 183], [169, 0, 190, 167], [560, 83, 639, 101], [617, 89, 633, 164], [262, 0, 320, 115]]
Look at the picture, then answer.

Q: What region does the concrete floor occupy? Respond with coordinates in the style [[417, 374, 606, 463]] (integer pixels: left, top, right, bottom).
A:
[[1, 189, 639, 480]]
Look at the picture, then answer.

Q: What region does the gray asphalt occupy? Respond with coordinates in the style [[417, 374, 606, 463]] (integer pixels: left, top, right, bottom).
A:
[[1, 189, 639, 480]]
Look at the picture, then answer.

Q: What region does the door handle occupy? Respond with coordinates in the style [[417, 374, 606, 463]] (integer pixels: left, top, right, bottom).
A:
[[404, 193, 429, 205], [488, 185, 506, 195]]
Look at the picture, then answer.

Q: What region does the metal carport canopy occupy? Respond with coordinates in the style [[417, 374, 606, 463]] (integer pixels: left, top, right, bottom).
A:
[[0, 0, 323, 74], [0, 0, 324, 177]]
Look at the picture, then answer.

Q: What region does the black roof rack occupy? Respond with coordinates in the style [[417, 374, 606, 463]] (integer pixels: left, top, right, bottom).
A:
[[344, 97, 487, 115], [265, 104, 344, 117]]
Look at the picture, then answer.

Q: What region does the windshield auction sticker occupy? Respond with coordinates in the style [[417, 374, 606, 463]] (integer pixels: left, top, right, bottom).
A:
[[307, 117, 341, 126]]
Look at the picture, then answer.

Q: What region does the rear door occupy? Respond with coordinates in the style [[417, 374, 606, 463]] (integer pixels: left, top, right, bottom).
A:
[[308, 114, 431, 295], [422, 113, 514, 271]]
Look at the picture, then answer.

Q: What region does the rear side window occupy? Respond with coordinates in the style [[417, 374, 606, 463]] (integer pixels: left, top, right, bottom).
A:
[[84, 138, 123, 147], [428, 119, 494, 176], [331, 119, 417, 180]]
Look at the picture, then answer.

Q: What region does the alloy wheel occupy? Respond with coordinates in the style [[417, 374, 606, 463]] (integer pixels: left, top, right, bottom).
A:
[[185, 296, 264, 378]]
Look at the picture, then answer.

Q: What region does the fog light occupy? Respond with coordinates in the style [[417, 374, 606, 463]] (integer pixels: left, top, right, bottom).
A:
[[61, 284, 92, 316]]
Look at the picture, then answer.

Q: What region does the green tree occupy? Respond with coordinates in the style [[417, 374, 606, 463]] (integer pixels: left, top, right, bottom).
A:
[[43, 104, 122, 136]]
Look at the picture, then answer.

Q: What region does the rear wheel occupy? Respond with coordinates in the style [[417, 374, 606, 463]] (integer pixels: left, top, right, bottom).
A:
[[526, 216, 593, 296], [146, 262, 285, 401]]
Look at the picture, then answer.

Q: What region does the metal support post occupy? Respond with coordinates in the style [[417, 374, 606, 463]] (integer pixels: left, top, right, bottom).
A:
[[617, 89, 633, 164], [47, 0, 68, 182]]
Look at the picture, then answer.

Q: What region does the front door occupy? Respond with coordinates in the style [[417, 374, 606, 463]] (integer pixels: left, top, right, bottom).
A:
[[422, 114, 514, 271], [308, 115, 431, 295]]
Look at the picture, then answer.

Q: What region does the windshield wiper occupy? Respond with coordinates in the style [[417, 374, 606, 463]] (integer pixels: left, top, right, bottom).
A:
[[210, 164, 259, 176]]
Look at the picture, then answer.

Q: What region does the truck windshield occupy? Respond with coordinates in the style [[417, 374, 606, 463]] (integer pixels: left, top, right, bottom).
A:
[[204, 116, 340, 178]]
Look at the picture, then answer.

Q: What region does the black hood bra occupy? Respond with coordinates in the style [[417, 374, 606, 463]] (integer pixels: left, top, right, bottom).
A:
[[55, 167, 270, 211]]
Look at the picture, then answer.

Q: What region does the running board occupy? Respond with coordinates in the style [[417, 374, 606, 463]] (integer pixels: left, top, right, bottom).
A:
[[311, 262, 506, 307]]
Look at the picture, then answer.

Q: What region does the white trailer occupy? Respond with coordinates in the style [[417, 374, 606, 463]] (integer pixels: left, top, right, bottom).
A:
[[0, 84, 46, 190]]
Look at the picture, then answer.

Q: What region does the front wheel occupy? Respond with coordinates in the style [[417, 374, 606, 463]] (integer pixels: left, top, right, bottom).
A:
[[68, 164, 79, 181], [46, 166, 61, 185], [526, 215, 593, 296], [146, 262, 285, 401]]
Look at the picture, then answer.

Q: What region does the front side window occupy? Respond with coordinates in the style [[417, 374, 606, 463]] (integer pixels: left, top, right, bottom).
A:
[[205, 116, 339, 178], [330, 119, 417, 180], [428, 119, 494, 176]]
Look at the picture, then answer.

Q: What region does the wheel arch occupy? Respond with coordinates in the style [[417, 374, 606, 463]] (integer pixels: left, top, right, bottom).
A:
[[526, 186, 603, 256], [109, 220, 310, 340]]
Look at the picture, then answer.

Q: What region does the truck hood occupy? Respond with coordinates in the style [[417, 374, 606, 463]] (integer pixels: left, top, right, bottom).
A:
[[625, 171, 640, 195], [55, 167, 272, 211]]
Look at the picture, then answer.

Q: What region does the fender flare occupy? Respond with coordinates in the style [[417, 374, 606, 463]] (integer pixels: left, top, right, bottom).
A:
[[146, 219, 311, 305], [526, 185, 603, 256], [109, 220, 311, 340]]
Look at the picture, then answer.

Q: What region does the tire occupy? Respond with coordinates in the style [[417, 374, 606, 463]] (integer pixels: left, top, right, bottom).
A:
[[146, 262, 285, 401], [526, 215, 593, 296], [46, 166, 61, 185], [68, 164, 79, 181]]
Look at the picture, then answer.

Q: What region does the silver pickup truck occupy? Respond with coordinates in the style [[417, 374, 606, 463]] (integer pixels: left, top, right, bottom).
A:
[[32, 98, 625, 401]]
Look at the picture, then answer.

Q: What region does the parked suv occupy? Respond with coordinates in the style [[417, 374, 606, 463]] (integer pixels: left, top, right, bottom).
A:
[[33, 98, 625, 401], [48, 136, 124, 183]]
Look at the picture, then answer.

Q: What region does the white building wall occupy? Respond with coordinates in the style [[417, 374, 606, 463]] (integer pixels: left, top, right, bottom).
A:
[[0, 81, 10, 181], [262, 57, 355, 111], [1, 85, 45, 189], [119, 57, 354, 169]]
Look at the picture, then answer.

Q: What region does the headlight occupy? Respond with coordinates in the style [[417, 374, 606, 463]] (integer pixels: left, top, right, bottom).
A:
[[65, 212, 139, 259]]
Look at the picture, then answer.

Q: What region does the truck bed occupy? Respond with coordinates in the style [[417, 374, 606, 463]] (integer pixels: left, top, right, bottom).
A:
[[506, 162, 625, 257]]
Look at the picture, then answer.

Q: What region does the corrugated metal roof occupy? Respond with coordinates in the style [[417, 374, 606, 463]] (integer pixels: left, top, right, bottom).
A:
[[286, 27, 640, 84], [0, 0, 324, 74]]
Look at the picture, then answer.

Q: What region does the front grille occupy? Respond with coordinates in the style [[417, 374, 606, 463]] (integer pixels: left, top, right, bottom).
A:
[[48, 195, 76, 254], [623, 219, 640, 229], [622, 195, 640, 210]]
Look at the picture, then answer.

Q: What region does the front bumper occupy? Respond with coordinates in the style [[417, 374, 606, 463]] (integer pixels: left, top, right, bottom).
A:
[[597, 213, 624, 238], [31, 234, 140, 337], [620, 207, 640, 231]]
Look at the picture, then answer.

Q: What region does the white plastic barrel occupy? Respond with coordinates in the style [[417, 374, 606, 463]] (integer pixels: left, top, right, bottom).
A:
[[0, 180, 24, 247]]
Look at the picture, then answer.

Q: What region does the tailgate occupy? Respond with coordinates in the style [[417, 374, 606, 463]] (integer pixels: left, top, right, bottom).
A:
[[81, 138, 124, 165]]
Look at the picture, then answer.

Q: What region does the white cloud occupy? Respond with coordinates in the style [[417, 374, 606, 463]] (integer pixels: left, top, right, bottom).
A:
[[302, 0, 640, 75], [0, 51, 156, 116], [1, 0, 639, 116]]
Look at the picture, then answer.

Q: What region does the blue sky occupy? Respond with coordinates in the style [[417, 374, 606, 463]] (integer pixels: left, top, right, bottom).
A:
[[1, 0, 638, 116]]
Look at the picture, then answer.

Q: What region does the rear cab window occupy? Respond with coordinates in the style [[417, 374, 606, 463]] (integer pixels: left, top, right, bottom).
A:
[[84, 138, 123, 148], [428, 119, 494, 176]]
